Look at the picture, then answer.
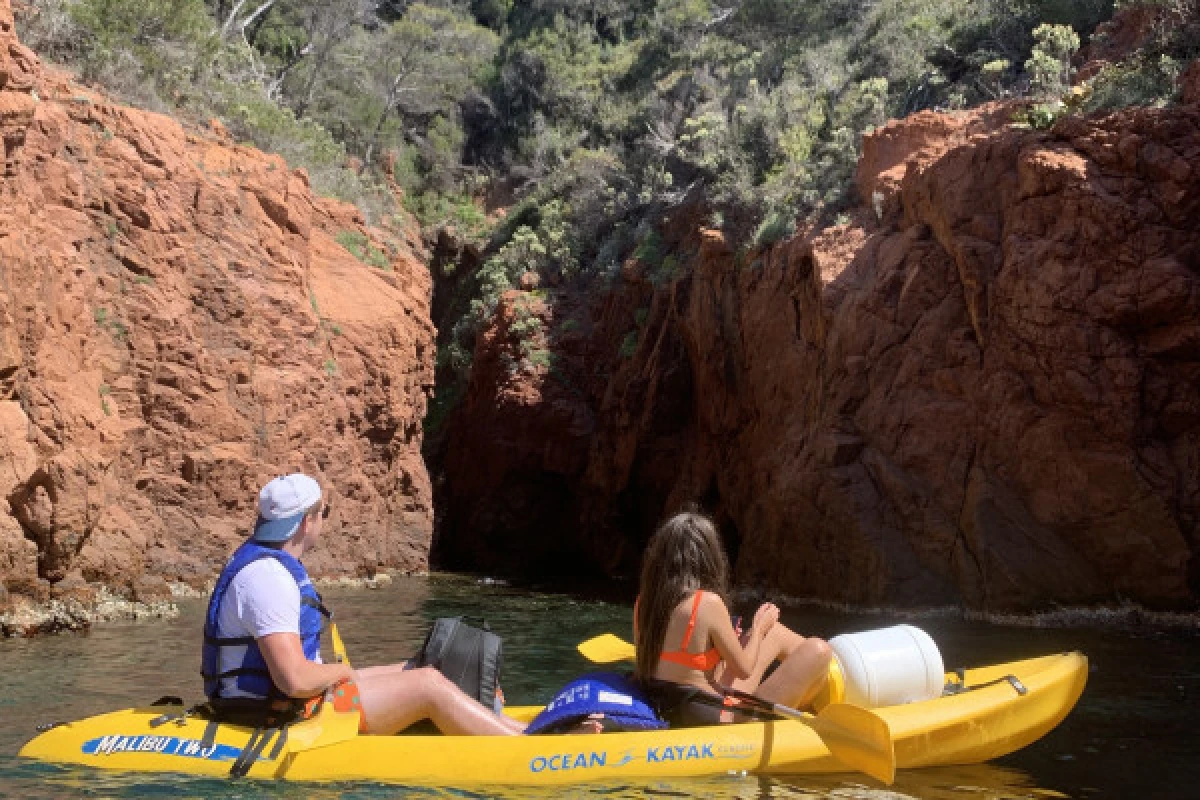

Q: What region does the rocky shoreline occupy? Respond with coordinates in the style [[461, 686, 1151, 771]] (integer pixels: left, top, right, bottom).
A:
[[0, 586, 180, 637], [0, 570, 409, 637]]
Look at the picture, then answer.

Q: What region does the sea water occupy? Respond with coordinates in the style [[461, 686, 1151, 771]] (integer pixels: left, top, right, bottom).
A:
[[0, 574, 1196, 799]]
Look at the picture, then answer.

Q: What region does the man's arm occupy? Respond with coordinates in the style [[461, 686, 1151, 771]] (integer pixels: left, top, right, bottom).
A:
[[258, 632, 354, 698]]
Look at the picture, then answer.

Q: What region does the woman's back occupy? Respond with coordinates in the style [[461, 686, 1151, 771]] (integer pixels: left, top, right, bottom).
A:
[[653, 590, 725, 687]]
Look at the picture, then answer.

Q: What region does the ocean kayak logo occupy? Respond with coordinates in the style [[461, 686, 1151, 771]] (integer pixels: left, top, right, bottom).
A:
[[529, 741, 755, 773], [82, 734, 241, 761]]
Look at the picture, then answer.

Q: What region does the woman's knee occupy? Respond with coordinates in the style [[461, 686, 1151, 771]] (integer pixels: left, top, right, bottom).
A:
[[807, 637, 832, 667]]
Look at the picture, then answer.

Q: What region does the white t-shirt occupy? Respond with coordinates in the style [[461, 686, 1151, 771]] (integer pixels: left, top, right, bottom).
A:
[[214, 558, 322, 698]]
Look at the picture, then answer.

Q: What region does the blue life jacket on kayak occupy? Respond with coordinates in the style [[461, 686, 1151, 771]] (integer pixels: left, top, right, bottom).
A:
[[200, 540, 330, 705], [525, 672, 667, 734]]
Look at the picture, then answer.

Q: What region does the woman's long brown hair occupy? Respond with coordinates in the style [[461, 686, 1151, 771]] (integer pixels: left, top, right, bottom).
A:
[[634, 511, 731, 682]]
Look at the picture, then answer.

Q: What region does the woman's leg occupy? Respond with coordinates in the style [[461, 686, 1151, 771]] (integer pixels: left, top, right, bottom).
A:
[[717, 622, 806, 693], [715, 623, 832, 710], [753, 636, 832, 709], [353, 665, 525, 735]]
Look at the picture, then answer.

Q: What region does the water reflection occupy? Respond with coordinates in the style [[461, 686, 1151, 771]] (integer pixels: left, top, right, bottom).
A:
[[1, 574, 1197, 799]]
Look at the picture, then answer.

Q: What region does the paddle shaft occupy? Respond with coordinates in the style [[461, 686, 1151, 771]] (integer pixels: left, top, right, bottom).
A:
[[331, 622, 352, 667], [721, 686, 805, 719]]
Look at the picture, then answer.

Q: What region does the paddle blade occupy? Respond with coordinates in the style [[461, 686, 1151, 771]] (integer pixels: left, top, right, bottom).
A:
[[811, 703, 895, 785], [577, 633, 637, 663]]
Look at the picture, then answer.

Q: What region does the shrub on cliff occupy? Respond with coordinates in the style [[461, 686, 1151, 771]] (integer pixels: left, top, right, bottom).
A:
[[1026, 23, 1081, 96], [1083, 0, 1200, 111], [17, 0, 392, 218], [68, 0, 216, 104]]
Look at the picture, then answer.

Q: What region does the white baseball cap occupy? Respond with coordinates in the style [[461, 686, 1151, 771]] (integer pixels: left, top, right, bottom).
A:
[[252, 473, 322, 542]]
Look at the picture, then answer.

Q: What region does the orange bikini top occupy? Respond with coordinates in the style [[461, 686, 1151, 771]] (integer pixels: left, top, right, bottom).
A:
[[637, 590, 722, 671]]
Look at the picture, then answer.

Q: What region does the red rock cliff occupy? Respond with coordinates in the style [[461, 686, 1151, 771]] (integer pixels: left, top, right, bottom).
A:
[[441, 84, 1200, 611], [0, 0, 435, 616]]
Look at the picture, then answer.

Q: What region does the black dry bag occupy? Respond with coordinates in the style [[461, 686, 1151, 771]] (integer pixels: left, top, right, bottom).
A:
[[415, 617, 503, 709]]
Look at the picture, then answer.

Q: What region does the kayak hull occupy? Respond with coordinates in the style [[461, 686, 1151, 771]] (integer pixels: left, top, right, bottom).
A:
[[18, 651, 1087, 785]]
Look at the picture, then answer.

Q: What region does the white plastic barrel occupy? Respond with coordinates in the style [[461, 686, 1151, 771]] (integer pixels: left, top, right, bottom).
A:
[[827, 624, 944, 708]]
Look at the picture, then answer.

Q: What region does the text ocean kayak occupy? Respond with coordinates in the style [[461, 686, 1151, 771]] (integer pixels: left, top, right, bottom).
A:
[[19, 651, 1086, 785]]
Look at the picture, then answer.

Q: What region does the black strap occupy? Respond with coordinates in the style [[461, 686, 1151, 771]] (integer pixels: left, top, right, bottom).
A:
[[204, 633, 258, 646], [201, 666, 273, 681], [207, 695, 302, 723], [149, 708, 193, 728], [229, 727, 271, 778], [229, 716, 296, 778], [267, 726, 289, 760], [200, 718, 219, 751], [301, 594, 332, 619]]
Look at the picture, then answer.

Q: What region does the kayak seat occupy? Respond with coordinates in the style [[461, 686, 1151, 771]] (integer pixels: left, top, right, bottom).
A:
[[642, 680, 776, 728]]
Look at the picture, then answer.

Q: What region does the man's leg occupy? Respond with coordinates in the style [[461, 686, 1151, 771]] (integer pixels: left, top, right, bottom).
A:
[[353, 665, 524, 735]]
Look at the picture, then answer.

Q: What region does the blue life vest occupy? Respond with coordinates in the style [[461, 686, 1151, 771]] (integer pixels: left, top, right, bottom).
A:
[[525, 672, 667, 734], [200, 540, 330, 704]]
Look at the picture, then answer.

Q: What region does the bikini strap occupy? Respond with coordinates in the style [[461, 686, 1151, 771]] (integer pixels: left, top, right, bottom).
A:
[[678, 590, 704, 650]]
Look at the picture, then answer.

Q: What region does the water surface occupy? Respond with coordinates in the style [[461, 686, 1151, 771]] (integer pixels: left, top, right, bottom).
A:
[[1, 575, 1196, 799]]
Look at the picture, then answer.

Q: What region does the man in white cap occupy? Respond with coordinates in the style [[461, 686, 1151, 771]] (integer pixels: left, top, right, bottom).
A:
[[201, 473, 522, 735]]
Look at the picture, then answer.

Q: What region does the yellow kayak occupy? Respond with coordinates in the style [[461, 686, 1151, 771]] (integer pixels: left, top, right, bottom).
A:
[[18, 652, 1086, 785]]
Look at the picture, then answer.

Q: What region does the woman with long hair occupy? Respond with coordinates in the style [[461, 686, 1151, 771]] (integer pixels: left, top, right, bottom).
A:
[[634, 510, 832, 725]]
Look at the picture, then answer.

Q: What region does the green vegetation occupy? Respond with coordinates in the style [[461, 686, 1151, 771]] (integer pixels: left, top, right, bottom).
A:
[[18, 0, 1128, 246], [1083, 0, 1200, 111], [335, 229, 391, 269], [526, 348, 554, 369], [93, 307, 128, 341], [98, 383, 112, 416], [28, 0, 1194, 441], [1010, 22, 1082, 128], [404, 192, 492, 242], [754, 211, 796, 249]]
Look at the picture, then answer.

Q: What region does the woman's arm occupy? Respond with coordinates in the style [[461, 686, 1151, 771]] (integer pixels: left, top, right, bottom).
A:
[[258, 632, 355, 698], [706, 596, 778, 680]]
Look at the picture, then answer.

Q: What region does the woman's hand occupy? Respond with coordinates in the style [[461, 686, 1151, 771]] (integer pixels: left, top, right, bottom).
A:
[[752, 602, 779, 638]]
